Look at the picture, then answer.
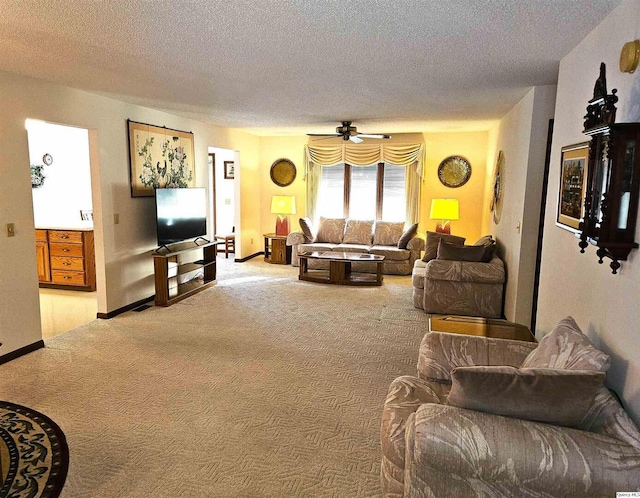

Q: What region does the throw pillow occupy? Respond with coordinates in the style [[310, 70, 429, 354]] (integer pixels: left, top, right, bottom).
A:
[[315, 217, 346, 244], [373, 221, 405, 246], [343, 219, 374, 245], [422, 231, 466, 262], [436, 239, 484, 262], [299, 218, 314, 243], [397, 223, 419, 249], [446, 366, 606, 427], [473, 235, 497, 262], [521, 316, 611, 372]]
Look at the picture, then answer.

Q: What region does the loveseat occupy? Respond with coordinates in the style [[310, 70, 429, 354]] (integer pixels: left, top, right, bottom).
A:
[[380, 318, 640, 497], [412, 232, 505, 318], [286, 217, 425, 275]]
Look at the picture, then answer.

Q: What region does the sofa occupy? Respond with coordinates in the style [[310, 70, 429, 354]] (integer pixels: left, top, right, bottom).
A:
[[286, 217, 425, 275], [380, 317, 640, 497], [412, 232, 505, 318]]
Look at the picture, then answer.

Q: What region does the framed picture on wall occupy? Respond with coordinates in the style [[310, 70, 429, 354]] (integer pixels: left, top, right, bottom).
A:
[[557, 141, 590, 232], [127, 119, 196, 197], [224, 161, 235, 179]]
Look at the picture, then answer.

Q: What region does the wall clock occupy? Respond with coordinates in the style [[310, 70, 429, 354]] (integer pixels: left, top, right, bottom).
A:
[[42, 153, 53, 166], [490, 150, 505, 225], [437, 156, 471, 188], [270, 158, 297, 187]]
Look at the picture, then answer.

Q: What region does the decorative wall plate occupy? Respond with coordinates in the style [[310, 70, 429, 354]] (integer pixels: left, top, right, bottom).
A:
[[490, 150, 505, 225], [270, 158, 297, 187], [437, 156, 471, 188], [43, 153, 53, 166]]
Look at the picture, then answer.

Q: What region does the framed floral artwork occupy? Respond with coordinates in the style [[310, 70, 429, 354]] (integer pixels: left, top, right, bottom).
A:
[[557, 142, 590, 232], [127, 120, 196, 197]]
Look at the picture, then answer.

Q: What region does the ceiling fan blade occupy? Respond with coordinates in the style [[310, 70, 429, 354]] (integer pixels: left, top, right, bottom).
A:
[[357, 134, 392, 139], [309, 135, 343, 141], [307, 133, 341, 137], [349, 136, 364, 144]]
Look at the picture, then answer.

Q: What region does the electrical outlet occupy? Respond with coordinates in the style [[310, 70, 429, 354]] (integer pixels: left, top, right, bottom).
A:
[[114, 213, 120, 225], [6, 223, 15, 237], [251, 238, 254, 245], [224, 198, 231, 205]]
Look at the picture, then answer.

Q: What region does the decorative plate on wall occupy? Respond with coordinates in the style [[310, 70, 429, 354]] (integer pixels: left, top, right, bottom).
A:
[[437, 156, 472, 188], [490, 150, 505, 225], [270, 158, 297, 187]]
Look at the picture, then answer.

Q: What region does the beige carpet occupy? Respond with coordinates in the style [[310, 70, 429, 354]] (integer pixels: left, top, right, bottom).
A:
[[0, 258, 429, 497]]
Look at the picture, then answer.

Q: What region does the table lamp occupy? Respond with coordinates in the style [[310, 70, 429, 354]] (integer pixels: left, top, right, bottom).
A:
[[430, 198, 459, 234], [271, 195, 297, 236]]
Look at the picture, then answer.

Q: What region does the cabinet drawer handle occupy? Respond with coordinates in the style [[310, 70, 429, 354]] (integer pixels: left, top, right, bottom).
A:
[[63, 276, 71, 280], [63, 262, 71, 266], [62, 248, 70, 252], [61, 235, 70, 239]]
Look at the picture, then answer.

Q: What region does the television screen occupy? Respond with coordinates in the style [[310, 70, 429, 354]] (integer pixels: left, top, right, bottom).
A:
[[155, 188, 207, 246]]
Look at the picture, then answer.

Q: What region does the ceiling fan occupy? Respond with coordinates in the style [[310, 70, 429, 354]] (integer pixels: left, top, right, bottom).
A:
[[307, 121, 391, 143]]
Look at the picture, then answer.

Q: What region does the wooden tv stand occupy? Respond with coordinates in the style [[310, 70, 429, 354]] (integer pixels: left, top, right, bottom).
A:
[[153, 240, 217, 306]]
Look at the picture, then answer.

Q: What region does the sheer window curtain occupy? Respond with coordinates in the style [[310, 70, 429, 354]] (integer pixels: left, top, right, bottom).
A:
[[303, 143, 424, 224]]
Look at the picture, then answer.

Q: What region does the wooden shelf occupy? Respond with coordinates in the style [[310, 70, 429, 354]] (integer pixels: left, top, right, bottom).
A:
[[153, 240, 217, 306]]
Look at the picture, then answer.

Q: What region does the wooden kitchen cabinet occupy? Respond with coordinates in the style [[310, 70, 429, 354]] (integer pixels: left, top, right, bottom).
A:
[[36, 229, 96, 291]]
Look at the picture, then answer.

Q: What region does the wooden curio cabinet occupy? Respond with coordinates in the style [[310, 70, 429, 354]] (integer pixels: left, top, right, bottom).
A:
[[579, 63, 640, 274]]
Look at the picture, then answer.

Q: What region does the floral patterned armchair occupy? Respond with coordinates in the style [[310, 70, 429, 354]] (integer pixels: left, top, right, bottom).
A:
[[380, 324, 640, 497]]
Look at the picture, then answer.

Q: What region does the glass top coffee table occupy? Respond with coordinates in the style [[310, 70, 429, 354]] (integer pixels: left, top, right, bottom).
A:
[[298, 251, 385, 286], [428, 315, 535, 342]]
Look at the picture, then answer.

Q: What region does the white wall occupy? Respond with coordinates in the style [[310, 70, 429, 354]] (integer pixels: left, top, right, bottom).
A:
[[27, 121, 93, 228], [212, 148, 236, 235], [537, 0, 640, 424], [0, 69, 260, 359], [483, 86, 556, 327]]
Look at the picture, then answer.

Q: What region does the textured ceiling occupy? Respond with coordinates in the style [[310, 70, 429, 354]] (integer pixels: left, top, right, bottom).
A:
[[0, 0, 621, 135]]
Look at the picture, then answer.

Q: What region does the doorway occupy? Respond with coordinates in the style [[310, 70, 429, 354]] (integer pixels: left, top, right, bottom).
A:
[[208, 147, 236, 258], [26, 120, 98, 339]]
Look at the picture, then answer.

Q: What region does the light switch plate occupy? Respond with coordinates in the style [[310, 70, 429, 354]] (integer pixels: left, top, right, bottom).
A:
[[114, 213, 120, 225], [6, 223, 15, 237]]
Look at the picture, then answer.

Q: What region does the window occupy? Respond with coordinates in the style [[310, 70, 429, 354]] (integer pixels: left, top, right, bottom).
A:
[[317, 163, 406, 221], [349, 165, 377, 220], [317, 163, 345, 218]]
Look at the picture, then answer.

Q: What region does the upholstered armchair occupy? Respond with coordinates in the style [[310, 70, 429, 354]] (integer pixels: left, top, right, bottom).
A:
[[380, 322, 640, 497]]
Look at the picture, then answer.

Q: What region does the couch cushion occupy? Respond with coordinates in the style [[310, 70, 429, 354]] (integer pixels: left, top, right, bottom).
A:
[[521, 317, 611, 372], [412, 264, 427, 289], [436, 239, 485, 262], [473, 235, 497, 262], [299, 243, 339, 253], [316, 217, 346, 244], [447, 366, 606, 427], [398, 223, 418, 249], [343, 219, 374, 245], [370, 245, 411, 261], [423, 231, 466, 262], [334, 244, 370, 253], [299, 217, 315, 243], [373, 221, 405, 246]]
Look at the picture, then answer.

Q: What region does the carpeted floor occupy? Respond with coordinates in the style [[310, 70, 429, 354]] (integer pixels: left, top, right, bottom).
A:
[[0, 258, 429, 497]]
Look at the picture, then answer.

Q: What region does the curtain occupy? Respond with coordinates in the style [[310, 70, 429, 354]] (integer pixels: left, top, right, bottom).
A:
[[304, 143, 425, 224]]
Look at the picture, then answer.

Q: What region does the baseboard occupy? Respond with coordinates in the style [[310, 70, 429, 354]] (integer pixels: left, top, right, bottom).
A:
[[97, 295, 155, 319], [235, 252, 264, 262], [0, 340, 45, 365]]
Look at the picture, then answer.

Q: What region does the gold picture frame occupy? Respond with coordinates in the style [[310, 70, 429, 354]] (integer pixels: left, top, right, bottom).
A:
[[127, 120, 196, 197], [557, 142, 590, 231]]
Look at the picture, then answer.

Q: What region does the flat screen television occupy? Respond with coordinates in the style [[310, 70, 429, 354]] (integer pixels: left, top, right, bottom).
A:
[[155, 188, 207, 246]]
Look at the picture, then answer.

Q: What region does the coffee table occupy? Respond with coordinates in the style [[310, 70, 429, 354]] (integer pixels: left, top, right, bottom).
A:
[[298, 251, 385, 286], [428, 314, 535, 342]]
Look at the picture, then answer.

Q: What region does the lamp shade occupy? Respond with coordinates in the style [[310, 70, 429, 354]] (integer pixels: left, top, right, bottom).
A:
[[430, 199, 459, 220], [271, 195, 297, 215]]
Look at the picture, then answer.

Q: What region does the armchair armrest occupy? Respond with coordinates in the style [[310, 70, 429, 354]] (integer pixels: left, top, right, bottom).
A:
[[405, 404, 640, 496], [286, 231, 305, 245], [406, 237, 425, 252], [425, 256, 505, 284], [417, 332, 537, 382]]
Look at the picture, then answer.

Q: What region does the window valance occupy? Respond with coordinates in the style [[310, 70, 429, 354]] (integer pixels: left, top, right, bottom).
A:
[[303, 143, 425, 178]]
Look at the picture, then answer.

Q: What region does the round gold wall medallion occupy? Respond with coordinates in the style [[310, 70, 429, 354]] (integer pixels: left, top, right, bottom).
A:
[[270, 158, 297, 187], [437, 156, 471, 188], [620, 40, 640, 73]]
